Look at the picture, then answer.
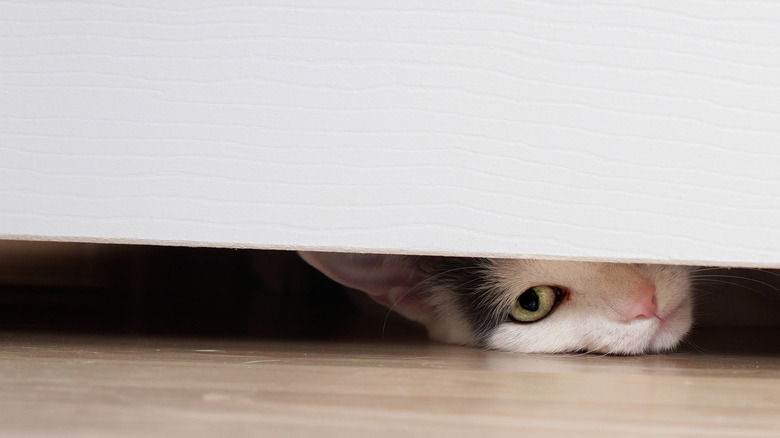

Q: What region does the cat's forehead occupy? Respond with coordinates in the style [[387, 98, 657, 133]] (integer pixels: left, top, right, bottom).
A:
[[494, 259, 612, 287], [490, 259, 674, 299]]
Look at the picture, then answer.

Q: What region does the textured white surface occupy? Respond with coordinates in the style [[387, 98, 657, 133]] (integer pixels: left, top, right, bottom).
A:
[[2, 1, 780, 267]]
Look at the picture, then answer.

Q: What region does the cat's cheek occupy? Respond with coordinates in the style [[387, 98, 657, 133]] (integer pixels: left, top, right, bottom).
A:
[[485, 322, 580, 354]]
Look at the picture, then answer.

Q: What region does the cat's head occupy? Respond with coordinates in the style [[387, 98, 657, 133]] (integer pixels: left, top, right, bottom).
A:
[[299, 252, 693, 355]]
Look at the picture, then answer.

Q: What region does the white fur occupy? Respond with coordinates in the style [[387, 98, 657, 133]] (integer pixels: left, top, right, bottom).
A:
[[472, 260, 691, 354]]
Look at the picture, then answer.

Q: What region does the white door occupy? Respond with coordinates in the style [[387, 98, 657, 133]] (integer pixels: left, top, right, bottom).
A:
[[2, 1, 780, 268]]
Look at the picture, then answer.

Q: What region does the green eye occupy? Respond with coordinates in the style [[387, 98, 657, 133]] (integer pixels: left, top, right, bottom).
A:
[[509, 286, 560, 323]]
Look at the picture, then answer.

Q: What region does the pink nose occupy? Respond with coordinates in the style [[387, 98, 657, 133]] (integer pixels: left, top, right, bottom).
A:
[[622, 283, 658, 321]]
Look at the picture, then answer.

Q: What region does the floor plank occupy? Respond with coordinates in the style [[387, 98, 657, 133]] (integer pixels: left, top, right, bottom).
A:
[[1, 331, 780, 437]]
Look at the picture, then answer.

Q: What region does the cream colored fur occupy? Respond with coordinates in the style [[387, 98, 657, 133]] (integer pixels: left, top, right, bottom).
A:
[[428, 260, 692, 354]]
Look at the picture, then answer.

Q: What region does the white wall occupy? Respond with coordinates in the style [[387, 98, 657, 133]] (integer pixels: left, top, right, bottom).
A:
[[2, 1, 780, 267]]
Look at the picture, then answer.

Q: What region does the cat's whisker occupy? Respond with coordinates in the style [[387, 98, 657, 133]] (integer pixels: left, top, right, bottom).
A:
[[691, 276, 780, 298], [690, 286, 719, 299], [691, 268, 780, 279], [691, 278, 758, 289], [561, 351, 583, 357], [691, 267, 735, 272], [381, 265, 485, 340], [690, 267, 780, 288], [692, 272, 780, 282], [692, 276, 780, 290], [752, 269, 780, 280], [419, 264, 489, 284], [686, 340, 707, 355], [689, 308, 717, 319], [563, 348, 597, 358]]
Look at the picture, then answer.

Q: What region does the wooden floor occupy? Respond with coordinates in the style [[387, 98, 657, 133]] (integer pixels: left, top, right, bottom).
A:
[[1, 331, 780, 437]]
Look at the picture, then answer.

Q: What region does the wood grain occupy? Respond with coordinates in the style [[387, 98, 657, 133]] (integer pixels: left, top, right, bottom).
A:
[[2, 1, 780, 266], [1, 332, 779, 437]]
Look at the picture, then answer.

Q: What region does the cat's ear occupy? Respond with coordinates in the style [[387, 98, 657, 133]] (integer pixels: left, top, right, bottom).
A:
[[298, 251, 435, 325]]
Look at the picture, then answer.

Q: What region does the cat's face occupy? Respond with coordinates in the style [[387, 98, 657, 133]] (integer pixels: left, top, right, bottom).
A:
[[299, 252, 693, 355], [425, 259, 693, 355]]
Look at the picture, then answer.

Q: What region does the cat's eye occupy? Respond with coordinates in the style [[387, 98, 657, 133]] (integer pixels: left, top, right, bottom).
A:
[[509, 286, 561, 323]]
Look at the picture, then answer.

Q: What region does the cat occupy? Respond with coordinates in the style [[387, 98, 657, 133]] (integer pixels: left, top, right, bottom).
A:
[[299, 252, 693, 355]]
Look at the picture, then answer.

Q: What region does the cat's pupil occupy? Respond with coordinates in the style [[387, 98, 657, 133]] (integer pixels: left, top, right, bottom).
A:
[[519, 289, 540, 312]]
